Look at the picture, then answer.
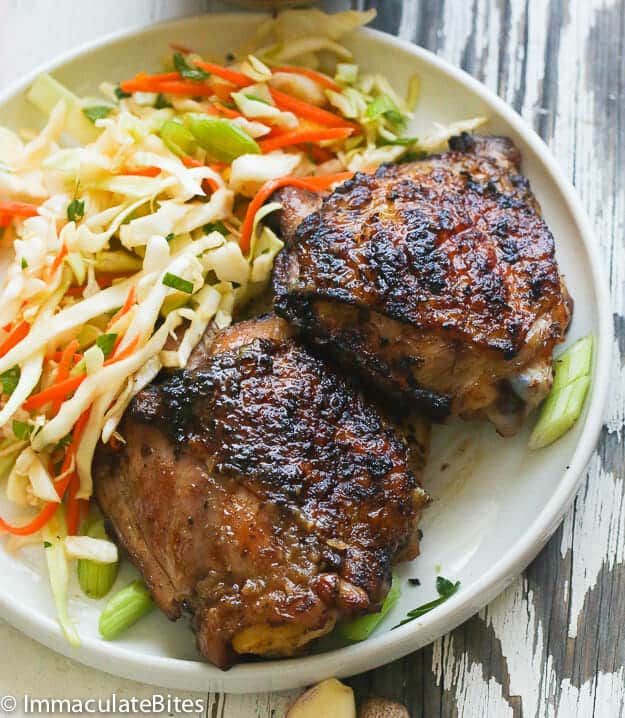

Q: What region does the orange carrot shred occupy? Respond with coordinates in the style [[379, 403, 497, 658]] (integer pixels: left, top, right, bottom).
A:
[[269, 88, 361, 131], [194, 61, 253, 88], [0, 201, 39, 218], [106, 285, 136, 331], [0, 320, 29, 359], [51, 339, 80, 416], [258, 127, 352, 154]]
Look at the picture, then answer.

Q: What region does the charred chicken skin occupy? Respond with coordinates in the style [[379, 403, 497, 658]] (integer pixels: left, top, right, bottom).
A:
[[94, 315, 429, 668], [272, 134, 572, 435]]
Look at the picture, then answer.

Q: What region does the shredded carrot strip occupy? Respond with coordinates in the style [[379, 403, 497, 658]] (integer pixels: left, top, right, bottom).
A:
[[259, 127, 352, 153], [194, 61, 253, 88], [51, 340, 80, 416], [0, 409, 90, 536], [202, 177, 220, 193], [48, 243, 68, 279], [109, 334, 139, 363], [0, 214, 13, 227], [273, 66, 342, 92], [210, 102, 243, 119], [65, 474, 81, 535], [269, 88, 361, 131], [0, 320, 29, 359], [181, 155, 203, 168], [310, 145, 335, 164], [0, 201, 39, 218], [120, 166, 161, 177], [210, 80, 237, 103], [23, 334, 140, 412], [299, 171, 355, 190], [106, 286, 136, 331], [120, 75, 214, 96], [240, 177, 321, 255], [240, 172, 356, 254]]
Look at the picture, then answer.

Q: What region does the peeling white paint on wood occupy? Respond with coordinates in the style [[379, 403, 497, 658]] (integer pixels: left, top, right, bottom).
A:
[[432, 635, 514, 718]]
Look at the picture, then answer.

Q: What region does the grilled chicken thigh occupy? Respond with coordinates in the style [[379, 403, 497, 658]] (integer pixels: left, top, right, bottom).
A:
[[94, 315, 429, 668], [272, 134, 572, 435]]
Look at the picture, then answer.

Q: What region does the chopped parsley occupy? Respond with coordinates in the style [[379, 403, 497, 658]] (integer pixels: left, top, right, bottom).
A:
[[114, 85, 131, 100], [165, 233, 175, 242], [95, 333, 118, 359], [163, 272, 194, 294], [392, 576, 460, 628], [12, 420, 32, 440], [43, 541, 52, 549], [173, 52, 209, 82], [67, 198, 85, 223], [0, 366, 20, 395], [21, 257, 28, 269], [83, 105, 112, 123]]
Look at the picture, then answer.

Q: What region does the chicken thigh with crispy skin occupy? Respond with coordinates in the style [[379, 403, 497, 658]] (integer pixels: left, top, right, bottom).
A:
[[272, 134, 572, 435], [93, 315, 429, 668]]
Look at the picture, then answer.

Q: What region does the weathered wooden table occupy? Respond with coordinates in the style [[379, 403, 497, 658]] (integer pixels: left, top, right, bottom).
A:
[[0, 1, 621, 716]]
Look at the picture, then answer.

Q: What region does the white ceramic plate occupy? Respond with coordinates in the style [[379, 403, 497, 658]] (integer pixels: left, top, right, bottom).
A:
[[0, 13, 611, 694]]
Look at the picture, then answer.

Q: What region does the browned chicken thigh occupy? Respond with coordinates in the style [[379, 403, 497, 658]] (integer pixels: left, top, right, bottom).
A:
[[93, 315, 429, 668], [272, 134, 572, 435]]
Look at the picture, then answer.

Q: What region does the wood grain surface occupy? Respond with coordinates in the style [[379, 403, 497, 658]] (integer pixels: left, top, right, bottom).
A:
[[0, 1, 622, 716]]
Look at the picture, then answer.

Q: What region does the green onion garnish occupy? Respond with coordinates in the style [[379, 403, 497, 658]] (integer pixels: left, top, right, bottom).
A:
[[339, 574, 401, 642], [99, 580, 153, 640], [173, 52, 210, 82], [12, 420, 32, 440], [83, 105, 112, 123], [529, 335, 593, 450], [162, 272, 194, 294], [67, 198, 85, 222], [0, 366, 20, 395], [95, 333, 118, 360]]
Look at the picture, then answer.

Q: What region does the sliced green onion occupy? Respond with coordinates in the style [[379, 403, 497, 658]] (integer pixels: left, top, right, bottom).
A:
[[0, 366, 20, 395], [12, 419, 32, 440], [83, 105, 113, 124], [162, 272, 194, 294], [529, 375, 591, 450], [95, 333, 117, 360], [77, 520, 119, 599], [159, 119, 198, 157], [94, 250, 142, 274], [204, 221, 228, 236], [183, 114, 261, 163], [339, 573, 401, 642], [66, 198, 84, 222], [366, 94, 403, 125], [552, 335, 593, 393], [529, 335, 593, 450], [335, 63, 359, 85], [173, 52, 209, 82], [99, 580, 153, 640]]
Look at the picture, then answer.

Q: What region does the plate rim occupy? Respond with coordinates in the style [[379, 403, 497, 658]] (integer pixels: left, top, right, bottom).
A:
[[0, 12, 612, 694]]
